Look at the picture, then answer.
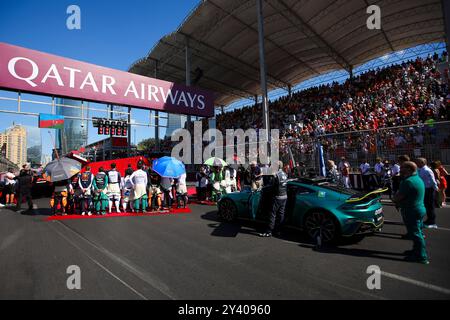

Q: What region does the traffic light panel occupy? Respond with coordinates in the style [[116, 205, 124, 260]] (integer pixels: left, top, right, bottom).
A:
[[122, 121, 128, 136], [94, 118, 128, 136], [97, 119, 104, 135], [110, 121, 116, 136], [104, 120, 110, 135]]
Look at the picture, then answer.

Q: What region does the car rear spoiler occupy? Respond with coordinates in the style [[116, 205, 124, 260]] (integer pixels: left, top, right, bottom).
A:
[[345, 188, 388, 204]]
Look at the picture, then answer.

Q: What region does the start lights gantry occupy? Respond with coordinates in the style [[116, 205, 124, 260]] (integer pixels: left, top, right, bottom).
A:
[[92, 117, 128, 136]]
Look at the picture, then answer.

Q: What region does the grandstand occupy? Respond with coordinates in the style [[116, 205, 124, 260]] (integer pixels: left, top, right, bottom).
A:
[[215, 52, 450, 168]]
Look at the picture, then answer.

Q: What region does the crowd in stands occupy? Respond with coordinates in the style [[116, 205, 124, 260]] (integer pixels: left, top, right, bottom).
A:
[[210, 52, 450, 159]]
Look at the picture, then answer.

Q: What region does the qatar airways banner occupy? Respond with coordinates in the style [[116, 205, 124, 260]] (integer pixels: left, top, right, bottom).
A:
[[0, 42, 215, 117]]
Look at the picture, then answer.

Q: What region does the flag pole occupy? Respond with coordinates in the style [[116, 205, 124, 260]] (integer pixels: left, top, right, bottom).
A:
[[48, 130, 59, 160]]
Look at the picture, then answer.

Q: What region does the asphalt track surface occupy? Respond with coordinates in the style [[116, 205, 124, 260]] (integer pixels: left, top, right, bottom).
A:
[[0, 197, 450, 300]]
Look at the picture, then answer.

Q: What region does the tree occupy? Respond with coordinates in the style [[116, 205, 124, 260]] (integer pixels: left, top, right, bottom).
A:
[[137, 138, 158, 151]]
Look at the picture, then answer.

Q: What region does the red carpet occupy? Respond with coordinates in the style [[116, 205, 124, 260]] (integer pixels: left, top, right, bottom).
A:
[[45, 207, 191, 221]]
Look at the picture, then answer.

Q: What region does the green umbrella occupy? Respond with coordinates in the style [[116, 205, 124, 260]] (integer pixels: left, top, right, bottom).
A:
[[204, 157, 227, 167]]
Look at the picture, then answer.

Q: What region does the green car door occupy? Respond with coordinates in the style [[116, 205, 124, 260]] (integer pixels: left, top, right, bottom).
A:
[[287, 184, 317, 227]]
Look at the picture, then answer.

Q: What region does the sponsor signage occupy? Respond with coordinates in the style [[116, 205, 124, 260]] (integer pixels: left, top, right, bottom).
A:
[[0, 42, 215, 117]]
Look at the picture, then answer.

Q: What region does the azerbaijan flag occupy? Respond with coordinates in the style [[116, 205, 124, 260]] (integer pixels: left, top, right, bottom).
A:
[[39, 113, 64, 129]]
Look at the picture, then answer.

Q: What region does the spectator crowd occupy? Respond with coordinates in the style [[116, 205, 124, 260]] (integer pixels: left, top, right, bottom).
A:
[[209, 52, 450, 161]]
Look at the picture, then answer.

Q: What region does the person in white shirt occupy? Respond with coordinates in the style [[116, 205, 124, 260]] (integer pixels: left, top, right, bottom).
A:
[[176, 173, 188, 208], [130, 161, 148, 213], [160, 176, 174, 209], [121, 167, 134, 212], [3, 168, 16, 206], [374, 157, 384, 187], [338, 157, 351, 189], [359, 161, 371, 191], [416, 158, 438, 228], [106, 163, 122, 213], [391, 160, 401, 193], [223, 165, 237, 194]]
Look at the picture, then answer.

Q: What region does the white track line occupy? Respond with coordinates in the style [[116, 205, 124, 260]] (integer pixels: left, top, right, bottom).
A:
[[50, 223, 148, 300], [55, 221, 175, 299], [381, 271, 450, 296]]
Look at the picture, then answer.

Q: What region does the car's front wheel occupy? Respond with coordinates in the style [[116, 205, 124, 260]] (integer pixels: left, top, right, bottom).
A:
[[304, 211, 340, 243], [217, 198, 238, 222]]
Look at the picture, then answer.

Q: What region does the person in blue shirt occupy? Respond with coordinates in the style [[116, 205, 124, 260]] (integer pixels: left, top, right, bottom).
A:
[[393, 161, 429, 264]]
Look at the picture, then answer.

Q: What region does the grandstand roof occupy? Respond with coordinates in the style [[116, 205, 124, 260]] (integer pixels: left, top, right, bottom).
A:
[[129, 0, 446, 107]]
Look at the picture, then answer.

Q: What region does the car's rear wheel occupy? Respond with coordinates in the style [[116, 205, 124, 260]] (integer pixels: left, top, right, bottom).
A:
[[218, 199, 238, 222], [304, 210, 339, 243]]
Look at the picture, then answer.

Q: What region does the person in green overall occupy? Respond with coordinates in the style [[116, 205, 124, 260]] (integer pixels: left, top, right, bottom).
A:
[[210, 166, 224, 202], [393, 161, 429, 264], [93, 167, 109, 215]]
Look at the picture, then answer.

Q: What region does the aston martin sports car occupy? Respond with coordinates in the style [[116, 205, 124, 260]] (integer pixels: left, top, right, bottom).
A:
[[217, 177, 386, 243]]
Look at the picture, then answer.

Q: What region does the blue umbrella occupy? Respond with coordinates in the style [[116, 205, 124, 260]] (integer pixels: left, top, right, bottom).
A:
[[152, 157, 186, 178]]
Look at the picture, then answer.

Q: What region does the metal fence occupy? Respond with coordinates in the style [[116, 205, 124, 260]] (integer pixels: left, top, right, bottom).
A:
[[279, 121, 450, 172]]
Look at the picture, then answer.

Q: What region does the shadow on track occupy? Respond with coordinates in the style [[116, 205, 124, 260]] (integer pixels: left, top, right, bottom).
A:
[[299, 243, 407, 262], [201, 210, 406, 262]]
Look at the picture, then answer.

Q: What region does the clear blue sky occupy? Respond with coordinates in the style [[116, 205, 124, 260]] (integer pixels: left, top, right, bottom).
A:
[[0, 0, 199, 159]]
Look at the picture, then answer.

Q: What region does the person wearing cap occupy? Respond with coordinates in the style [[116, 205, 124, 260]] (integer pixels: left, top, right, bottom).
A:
[[393, 161, 429, 264]]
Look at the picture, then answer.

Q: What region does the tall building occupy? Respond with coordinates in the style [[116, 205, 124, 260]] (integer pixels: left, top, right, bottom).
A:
[[55, 98, 88, 154], [26, 126, 42, 165], [0, 125, 27, 167]]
